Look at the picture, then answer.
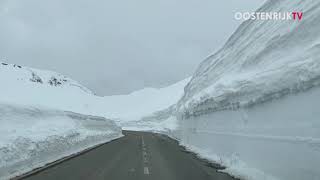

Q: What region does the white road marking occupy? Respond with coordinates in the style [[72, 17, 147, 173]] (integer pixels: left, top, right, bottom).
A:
[[141, 136, 151, 175], [141, 136, 145, 146], [144, 167, 150, 175]]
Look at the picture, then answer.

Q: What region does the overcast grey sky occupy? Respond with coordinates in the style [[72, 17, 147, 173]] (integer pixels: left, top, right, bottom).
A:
[[0, 0, 264, 95]]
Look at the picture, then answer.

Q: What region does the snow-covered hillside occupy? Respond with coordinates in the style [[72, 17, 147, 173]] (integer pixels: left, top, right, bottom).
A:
[[0, 62, 190, 124], [0, 62, 93, 95], [175, 1, 320, 180], [0, 62, 99, 116]]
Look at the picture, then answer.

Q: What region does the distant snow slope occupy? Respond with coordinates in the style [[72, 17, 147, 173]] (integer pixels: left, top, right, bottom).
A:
[[175, 0, 320, 180], [178, 0, 320, 116], [118, 77, 191, 131], [0, 103, 122, 180], [0, 62, 190, 123], [100, 77, 191, 123]]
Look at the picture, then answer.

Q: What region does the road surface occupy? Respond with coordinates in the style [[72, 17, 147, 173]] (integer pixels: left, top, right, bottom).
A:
[[19, 131, 236, 180]]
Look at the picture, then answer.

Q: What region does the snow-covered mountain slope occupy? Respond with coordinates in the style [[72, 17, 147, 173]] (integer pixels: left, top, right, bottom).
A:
[[1, 62, 93, 94], [0, 103, 122, 180], [174, 1, 320, 180], [178, 0, 320, 117], [0, 62, 104, 122]]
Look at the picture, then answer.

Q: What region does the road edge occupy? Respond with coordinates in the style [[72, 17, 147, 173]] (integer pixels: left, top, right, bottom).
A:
[[11, 135, 124, 180]]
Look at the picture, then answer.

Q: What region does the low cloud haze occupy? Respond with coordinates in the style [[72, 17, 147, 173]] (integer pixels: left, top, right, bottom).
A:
[[0, 0, 264, 95]]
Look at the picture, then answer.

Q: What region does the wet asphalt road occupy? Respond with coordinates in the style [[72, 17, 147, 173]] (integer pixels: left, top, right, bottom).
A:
[[19, 131, 236, 180]]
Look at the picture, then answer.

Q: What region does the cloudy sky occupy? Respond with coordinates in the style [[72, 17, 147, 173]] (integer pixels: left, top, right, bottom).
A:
[[0, 0, 264, 95]]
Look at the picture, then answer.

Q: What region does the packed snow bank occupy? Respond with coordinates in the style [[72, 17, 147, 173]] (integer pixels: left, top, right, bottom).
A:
[[178, 0, 320, 116], [172, 0, 320, 179], [0, 62, 191, 123], [0, 103, 122, 180], [179, 87, 320, 180]]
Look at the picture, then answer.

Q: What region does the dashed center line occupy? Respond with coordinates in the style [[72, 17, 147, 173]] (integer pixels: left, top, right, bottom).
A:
[[142, 136, 145, 146], [141, 136, 151, 175], [144, 167, 150, 175]]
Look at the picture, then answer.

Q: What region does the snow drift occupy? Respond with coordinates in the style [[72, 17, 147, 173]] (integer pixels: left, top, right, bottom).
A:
[[174, 0, 320, 180], [0, 103, 122, 180]]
